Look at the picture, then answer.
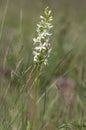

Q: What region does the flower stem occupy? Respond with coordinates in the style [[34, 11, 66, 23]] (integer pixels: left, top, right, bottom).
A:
[[34, 66, 41, 101]]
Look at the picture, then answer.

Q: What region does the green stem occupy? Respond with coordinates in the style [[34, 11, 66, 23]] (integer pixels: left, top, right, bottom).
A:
[[34, 66, 41, 101]]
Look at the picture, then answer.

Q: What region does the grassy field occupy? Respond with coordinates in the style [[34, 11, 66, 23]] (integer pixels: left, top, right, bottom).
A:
[[0, 0, 86, 130]]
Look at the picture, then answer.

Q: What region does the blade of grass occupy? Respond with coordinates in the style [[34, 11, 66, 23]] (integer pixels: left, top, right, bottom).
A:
[[0, 0, 9, 43]]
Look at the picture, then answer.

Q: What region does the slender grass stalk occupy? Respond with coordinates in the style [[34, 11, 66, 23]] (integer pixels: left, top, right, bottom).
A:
[[0, 0, 9, 43], [17, 8, 24, 58]]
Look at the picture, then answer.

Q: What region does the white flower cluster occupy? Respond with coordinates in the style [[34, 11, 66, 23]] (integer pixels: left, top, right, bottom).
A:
[[33, 7, 53, 66]]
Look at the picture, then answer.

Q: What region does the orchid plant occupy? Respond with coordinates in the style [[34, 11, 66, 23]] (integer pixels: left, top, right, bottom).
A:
[[33, 7, 53, 67], [33, 7, 53, 99]]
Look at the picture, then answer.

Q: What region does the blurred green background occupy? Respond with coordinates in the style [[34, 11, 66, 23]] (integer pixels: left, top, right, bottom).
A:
[[0, 0, 86, 130], [0, 0, 86, 82]]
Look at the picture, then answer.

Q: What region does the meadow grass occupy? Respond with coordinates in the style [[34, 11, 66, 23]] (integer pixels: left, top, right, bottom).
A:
[[0, 0, 86, 130]]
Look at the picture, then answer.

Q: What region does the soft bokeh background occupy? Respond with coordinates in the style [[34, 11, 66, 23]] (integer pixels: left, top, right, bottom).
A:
[[0, 0, 86, 130]]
